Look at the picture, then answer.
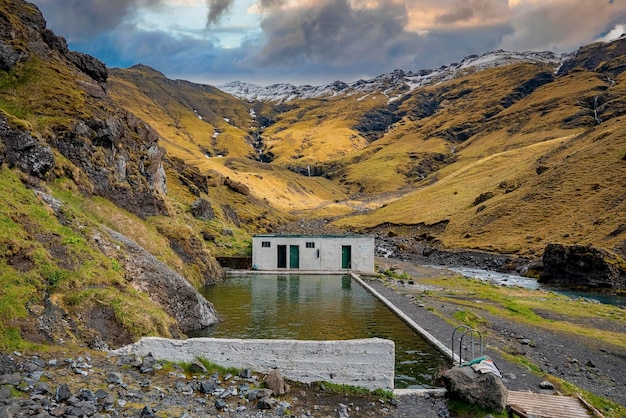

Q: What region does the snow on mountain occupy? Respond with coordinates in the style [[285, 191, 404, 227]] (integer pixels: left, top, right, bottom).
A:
[[217, 50, 563, 103]]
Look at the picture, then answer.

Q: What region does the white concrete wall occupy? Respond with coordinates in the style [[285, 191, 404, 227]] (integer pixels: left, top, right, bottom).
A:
[[113, 337, 395, 391], [252, 235, 375, 273]]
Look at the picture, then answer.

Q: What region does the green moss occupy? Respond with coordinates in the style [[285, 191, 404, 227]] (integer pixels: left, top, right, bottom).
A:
[[446, 399, 508, 417], [197, 358, 243, 376], [0, 54, 91, 129], [318, 382, 394, 400], [452, 310, 489, 329]]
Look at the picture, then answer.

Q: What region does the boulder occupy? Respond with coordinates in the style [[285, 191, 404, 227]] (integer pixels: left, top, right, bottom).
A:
[[265, 369, 289, 395], [224, 177, 250, 196], [540, 243, 626, 290], [189, 359, 208, 375], [190, 198, 215, 221], [66, 50, 108, 84], [441, 365, 508, 412]]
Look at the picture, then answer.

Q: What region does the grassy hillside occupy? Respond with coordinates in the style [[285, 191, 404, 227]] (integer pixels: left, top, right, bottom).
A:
[[108, 40, 626, 259], [336, 55, 625, 254], [0, 0, 257, 349]]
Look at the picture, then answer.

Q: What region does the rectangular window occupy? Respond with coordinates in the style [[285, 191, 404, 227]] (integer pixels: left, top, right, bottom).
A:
[[306, 242, 315, 248], [261, 241, 271, 248]]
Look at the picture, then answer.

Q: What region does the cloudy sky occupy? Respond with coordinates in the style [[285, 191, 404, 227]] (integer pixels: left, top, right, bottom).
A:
[[31, 0, 626, 86]]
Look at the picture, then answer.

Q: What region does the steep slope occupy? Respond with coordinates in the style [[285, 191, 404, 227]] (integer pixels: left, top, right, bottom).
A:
[[109, 66, 351, 213], [109, 65, 257, 162], [0, 0, 229, 350], [335, 39, 626, 257]]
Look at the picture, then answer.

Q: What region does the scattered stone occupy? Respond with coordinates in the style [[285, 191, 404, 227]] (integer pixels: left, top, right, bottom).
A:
[[265, 369, 290, 395], [50, 405, 67, 416], [0, 386, 11, 400], [55, 383, 72, 402], [106, 371, 124, 385], [68, 400, 97, 417], [199, 380, 217, 394], [215, 398, 227, 410], [539, 380, 555, 390], [140, 405, 157, 417], [189, 359, 208, 374], [338, 402, 350, 418], [586, 360, 596, 368], [258, 396, 277, 410], [140, 353, 158, 373]]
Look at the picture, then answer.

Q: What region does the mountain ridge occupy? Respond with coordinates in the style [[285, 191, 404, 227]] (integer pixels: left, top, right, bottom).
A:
[[217, 49, 564, 103]]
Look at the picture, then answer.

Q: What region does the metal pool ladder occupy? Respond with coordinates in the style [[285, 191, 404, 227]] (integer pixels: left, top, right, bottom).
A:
[[451, 325, 483, 365]]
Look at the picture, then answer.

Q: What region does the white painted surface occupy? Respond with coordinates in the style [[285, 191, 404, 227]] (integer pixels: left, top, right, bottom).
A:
[[113, 336, 395, 391], [252, 235, 375, 273]]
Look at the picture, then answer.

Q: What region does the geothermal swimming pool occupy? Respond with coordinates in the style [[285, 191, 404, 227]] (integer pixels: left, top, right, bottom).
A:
[[192, 274, 449, 389]]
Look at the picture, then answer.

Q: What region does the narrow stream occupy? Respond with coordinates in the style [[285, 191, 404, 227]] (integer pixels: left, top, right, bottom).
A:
[[192, 274, 450, 389], [447, 266, 626, 307]]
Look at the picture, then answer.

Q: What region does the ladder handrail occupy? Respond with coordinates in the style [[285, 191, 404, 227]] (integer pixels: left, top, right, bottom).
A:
[[451, 325, 484, 365]]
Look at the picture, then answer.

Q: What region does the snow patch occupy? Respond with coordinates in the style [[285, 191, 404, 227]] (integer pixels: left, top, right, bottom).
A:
[[217, 50, 563, 103]]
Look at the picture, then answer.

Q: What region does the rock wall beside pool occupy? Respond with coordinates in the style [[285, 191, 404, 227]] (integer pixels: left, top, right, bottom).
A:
[[113, 337, 395, 391]]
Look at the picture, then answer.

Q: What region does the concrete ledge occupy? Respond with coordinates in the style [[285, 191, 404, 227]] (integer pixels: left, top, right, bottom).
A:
[[113, 337, 395, 391], [394, 388, 447, 398], [351, 273, 460, 364]]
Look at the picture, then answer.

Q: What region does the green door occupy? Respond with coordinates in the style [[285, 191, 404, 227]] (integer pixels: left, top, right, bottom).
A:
[[289, 245, 300, 269], [277, 245, 287, 268], [342, 245, 352, 269]]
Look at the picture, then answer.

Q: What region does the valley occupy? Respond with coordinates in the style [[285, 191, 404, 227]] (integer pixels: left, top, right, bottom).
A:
[[0, 1, 625, 415]]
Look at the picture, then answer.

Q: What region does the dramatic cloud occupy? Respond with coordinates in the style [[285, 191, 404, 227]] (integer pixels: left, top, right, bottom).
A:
[[434, 0, 510, 26], [205, 0, 234, 26], [30, 0, 626, 85], [499, 0, 626, 52], [34, 0, 168, 41]]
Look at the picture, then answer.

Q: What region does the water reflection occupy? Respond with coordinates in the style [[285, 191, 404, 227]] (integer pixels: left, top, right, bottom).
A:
[[193, 274, 448, 388]]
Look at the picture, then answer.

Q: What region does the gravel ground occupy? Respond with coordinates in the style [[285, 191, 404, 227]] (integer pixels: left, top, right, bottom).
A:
[[371, 257, 626, 414]]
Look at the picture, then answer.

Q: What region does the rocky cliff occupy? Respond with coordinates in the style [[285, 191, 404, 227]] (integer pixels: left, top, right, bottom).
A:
[[540, 244, 626, 291], [0, 0, 222, 350]]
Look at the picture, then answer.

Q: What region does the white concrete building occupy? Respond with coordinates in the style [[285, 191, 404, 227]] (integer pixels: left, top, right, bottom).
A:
[[252, 234, 375, 273]]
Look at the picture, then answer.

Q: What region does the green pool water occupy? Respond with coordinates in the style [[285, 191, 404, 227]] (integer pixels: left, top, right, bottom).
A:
[[192, 274, 449, 389]]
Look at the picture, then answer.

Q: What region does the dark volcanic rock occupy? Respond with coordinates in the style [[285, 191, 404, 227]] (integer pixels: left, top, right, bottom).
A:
[[558, 37, 626, 78], [224, 177, 250, 196], [353, 107, 402, 142], [0, 115, 55, 177], [540, 243, 626, 290], [66, 50, 108, 83], [51, 113, 169, 219], [190, 198, 216, 221], [0, 39, 21, 70]]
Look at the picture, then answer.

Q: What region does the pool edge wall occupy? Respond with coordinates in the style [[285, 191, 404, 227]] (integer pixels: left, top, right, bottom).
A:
[[350, 273, 460, 364], [112, 336, 395, 391]]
